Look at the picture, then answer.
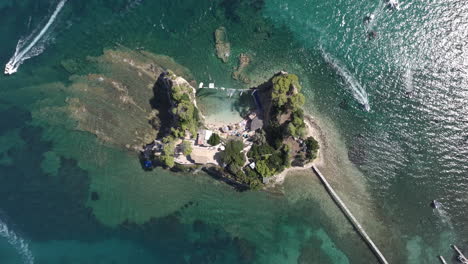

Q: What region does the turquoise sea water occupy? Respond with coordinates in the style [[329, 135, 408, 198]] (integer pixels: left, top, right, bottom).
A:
[[1, 0, 467, 263]]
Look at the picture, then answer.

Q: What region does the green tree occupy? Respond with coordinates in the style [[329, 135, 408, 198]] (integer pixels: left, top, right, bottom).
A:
[[181, 141, 193, 156], [288, 93, 305, 108], [221, 140, 245, 167], [267, 151, 286, 172], [247, 143, 275, 160], [286, 123, 297, 137], [271, 74, 301, 107], [251, 130, 267, 144], [255, 160, 275, 177], [305, 136, 319, 160], [161, 155, 175, 168], [171, 85, 184, 101], [207, 133, 221, 146], [160, 138, 176, 167]]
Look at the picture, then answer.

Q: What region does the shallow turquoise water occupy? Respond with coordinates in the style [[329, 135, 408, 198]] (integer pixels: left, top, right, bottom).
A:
[[1, 0, 467, 263]]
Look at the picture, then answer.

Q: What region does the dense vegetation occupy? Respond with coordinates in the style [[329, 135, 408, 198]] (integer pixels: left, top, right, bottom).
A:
[[269, 74, 307, 140], [221, 140, 245, 168], [169, 82, 200, 139], [208, 133, 221, 146], [181, 140, 193, 156], [160, 137, 176, 168], [247, 143, 290, 178], [244, 73, 317, 180], [157, 73, 201, 168], [220, 139, 262, 189], [304, 136, 319, 160]]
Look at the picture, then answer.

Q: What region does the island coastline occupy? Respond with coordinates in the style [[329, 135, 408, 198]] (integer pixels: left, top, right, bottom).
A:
[[140, 70, 321, 190]]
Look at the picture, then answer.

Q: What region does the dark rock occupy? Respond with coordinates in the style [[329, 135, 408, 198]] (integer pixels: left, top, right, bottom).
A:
[[91, 191, 100, 201]]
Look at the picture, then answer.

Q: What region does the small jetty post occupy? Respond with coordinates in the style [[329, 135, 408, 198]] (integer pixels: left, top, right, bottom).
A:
[[438, 255, 447, 264], [311, 165, 389, 264]]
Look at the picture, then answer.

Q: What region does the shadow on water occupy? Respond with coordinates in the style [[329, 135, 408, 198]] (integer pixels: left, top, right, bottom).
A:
[[231, 91, 256, 117]]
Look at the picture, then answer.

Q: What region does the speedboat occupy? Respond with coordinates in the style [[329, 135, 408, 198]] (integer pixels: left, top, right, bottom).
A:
[[4, 62, 16, 75], [430, 200, 441, 209]]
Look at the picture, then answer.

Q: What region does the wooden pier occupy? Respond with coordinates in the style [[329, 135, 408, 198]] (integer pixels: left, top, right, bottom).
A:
[[198, 82, 253, 97], [311, 165, 389, 264]]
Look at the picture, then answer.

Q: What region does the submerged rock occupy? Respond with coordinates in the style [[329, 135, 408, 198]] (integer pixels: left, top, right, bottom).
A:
[[232, 53, 251, 84], [214, 27, 231, 63], [53, 49, 194, 151]]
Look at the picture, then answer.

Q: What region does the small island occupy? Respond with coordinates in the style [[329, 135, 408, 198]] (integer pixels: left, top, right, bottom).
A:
[[140, 70, 319, 190]]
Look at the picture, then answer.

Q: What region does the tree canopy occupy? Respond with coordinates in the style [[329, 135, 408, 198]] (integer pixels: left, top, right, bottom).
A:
[[169, 83, 200, 138], [221, 140, 245, 167], [207, 133, 221, 146], [271, 74, 301, 107], [305, 136, 319, 160], [181, 140, 193, 156], [160, 138, 176, 168]]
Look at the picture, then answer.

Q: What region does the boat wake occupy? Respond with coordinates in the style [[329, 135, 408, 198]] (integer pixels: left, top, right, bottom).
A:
[[433, 202, 454, 230], [320, 47, 370, 111], [0, 216, 34, 264], [4, 0, 67, 75], [404, 67, 414, 93]]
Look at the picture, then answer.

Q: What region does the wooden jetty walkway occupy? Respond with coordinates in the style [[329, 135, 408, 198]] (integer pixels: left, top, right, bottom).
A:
[[453, 245, 468, 264], [198, 82, 253, 97], [438, 255, 447, 264], [438, 244, 468, 263], [311, 165, 389, 264]]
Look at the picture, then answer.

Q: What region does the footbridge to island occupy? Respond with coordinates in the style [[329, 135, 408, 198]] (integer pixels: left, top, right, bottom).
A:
[[198, 82, 254, 97], [311, 165, 389, 264]]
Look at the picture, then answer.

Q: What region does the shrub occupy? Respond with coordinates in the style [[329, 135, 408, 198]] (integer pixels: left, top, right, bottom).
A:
[[288, 93, 305, 109], [267, 151, 286, 172], [221, 140, 245, 167], [181, 141, 193, 156], [159, 138, 176, 167], [305, 136, 319, 160], [160, 155, 175, 168], [241, 167, 263, 190], [247, 143, 275, 160], [208, 133, 221, 146], [255, 160, 275, 178], [251, 130, 267, 144]]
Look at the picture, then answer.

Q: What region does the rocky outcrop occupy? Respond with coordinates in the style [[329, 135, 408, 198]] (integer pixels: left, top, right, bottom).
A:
[[232, 53, 251, 84], [214, 27, 231, 63]]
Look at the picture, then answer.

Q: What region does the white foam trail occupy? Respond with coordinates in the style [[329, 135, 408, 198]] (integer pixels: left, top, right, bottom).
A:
[[0, 217, 34, 264], [404, 67, 413, 93], [433, 203, 454, 230], [320, 47, 370, 111], [4, 0, 67, 75]]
